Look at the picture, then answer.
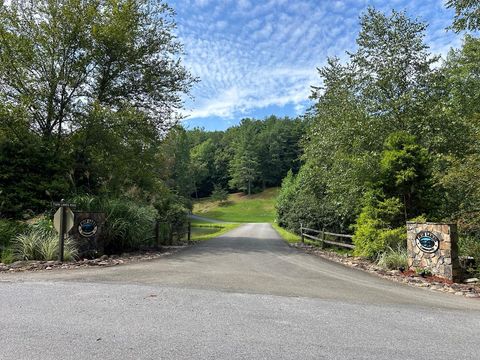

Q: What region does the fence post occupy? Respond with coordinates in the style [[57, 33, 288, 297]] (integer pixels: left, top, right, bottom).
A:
[[187, 222, 191, 242], [300, 223, 304, 243], [321, 228, 325, 249], [58, 204, 66, 262], [168, 223, 173, 245], [155, 220, 160, 248]]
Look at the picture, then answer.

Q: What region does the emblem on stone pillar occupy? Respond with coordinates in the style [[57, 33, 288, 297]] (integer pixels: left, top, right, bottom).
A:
[[415, 231, 439, 253]]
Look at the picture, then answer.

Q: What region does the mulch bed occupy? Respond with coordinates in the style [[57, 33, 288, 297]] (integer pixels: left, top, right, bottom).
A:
[[291, 242, 480, 299]]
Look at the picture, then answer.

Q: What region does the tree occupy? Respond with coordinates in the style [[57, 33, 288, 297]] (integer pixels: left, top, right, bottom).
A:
[[229, 147, 260, 196], [0, 0, 196, 217], [277, 8, 445, 233], [379, 132, 432, 221], [352, 8, 439, 132], [447, 0, 480, 32], [160, 126, 193, 198], [190, 139, 216, 198], [227, 119, 262, 195], [210, 184, 228, 203], [0, 0, 195, 141], [437, 35, 480, 238]]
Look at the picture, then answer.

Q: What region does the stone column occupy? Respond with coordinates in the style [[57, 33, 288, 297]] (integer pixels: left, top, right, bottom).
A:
[[406, 222, 461, 281]]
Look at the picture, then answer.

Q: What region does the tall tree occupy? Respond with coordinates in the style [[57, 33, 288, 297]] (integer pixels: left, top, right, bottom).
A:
[[0, 0, 196, 216], [160, 126, 194, 198], [0, 0, 195, 141], [228, 120, 261, 195], [278, 8, 444, 232], [447, 0, 480, 32], [352, 8, 439, 133]]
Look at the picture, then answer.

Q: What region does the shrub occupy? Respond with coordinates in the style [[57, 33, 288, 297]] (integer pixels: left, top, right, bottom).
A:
[[459, 235, 480, 261], [353, 191, 406, 259], [153, 192, 190, 244], [1, 247, 15, 264], [458, 235, 480, 275], [377, 246, 408, 270], [416, 268, 432, 277], [0, 219, 28, 249]]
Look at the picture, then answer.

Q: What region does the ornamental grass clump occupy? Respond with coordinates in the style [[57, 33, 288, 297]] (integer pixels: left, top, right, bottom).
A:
[[377, 246, 408, 270], [73, 195, 158, 253], [13, 218, 78, 261]]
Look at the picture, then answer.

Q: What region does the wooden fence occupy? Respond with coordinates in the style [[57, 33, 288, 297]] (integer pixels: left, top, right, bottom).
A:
[[150, 221, 191, 248], [300, 224, 355, 250]]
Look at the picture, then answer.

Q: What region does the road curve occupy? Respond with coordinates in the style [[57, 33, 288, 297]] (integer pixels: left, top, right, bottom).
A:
[[1, 223, 479, 359]]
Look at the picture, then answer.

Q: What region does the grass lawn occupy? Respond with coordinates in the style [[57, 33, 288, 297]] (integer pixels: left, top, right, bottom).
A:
[[271, 223, 301, 244], [190, 223, 240, 241], [193, 187, 279, 223]]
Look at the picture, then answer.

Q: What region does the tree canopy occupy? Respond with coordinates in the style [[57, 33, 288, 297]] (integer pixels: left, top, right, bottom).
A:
[[0, 0, 195, 217]]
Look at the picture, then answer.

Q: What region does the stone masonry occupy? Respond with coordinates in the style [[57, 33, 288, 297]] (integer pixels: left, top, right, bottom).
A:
[[407, 222, 461, 281]]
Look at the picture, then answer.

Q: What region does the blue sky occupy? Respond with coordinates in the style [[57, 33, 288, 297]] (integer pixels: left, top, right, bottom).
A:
[[169, 0, 461, 131]]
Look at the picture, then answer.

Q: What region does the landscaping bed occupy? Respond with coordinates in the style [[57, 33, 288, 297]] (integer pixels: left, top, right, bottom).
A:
[[291, 242, 480, 299]]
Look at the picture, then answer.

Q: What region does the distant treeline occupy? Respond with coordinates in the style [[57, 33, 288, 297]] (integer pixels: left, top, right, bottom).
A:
[[186, 116, 305, 198]]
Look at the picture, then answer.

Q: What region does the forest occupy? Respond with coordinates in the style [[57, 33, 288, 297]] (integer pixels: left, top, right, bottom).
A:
[[0, 0, 479, 272]]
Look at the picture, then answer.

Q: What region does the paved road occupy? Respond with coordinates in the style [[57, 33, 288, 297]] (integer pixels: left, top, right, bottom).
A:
[[1, 223, 479, 359]]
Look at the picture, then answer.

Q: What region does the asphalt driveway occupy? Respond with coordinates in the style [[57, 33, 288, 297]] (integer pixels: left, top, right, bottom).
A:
[[1, 223, 479, 359]]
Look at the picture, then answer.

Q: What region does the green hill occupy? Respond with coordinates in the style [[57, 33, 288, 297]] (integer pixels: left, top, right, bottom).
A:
[[193, 188, 279, 223]]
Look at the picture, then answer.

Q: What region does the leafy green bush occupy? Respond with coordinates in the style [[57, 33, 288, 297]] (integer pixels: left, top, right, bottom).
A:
[[1, 247, 14, 264], [353, 191, 406, 259], [0, 219, 28, 248], [153, 192, 190, 244], [459, 235, 480, 275], [13, 219, 78, 261], [377, 247, 408, 270], [416, 268, 432, 277], [276, 169, 333, 233]]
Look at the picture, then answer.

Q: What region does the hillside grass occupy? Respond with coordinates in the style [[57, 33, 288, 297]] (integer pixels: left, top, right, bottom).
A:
[[193, 187, 279, 223], [271, 223, 301, 244]]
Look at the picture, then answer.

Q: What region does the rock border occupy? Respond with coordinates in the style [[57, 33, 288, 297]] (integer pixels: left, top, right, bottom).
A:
[[0, 245, 189, 273], [291, 243, 479, 299]]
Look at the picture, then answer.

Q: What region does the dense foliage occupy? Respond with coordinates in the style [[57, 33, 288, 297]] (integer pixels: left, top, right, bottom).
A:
[[276, 7, 480, 263], [187, 116, 305, 197], [0, 0, 195, 258]]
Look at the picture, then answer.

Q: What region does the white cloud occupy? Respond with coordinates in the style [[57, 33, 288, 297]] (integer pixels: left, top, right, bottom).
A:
[[171, 0, 462, 123]]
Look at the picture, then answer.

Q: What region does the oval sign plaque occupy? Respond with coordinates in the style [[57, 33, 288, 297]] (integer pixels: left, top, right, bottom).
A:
[[78, 218, 98, 238], [415, 231, 440, 253]]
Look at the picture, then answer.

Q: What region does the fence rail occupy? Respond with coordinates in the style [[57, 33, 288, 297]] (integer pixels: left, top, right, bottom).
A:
[[147, 221, 192, 247], [300, 224, 355, 250]]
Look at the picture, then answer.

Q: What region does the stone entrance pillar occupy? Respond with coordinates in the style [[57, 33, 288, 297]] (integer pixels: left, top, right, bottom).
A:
[[406, 222, 461, 281]]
